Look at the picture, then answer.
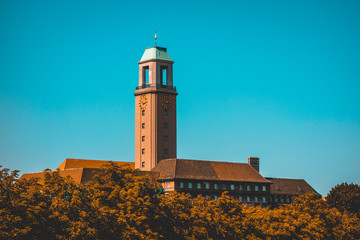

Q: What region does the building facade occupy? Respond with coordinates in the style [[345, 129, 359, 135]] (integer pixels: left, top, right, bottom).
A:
[[21, 45, 318, 207]]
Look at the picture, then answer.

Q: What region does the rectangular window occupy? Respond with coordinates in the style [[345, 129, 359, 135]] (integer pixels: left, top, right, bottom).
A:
[[230, 184, 235, 190], [263, 197, 266, 203], [188, 182, 192, 189], [166, 182, 170, 188], [247, 185, 250, 191], [255, 185, 259, 191], [239, 185, 243, 190], [247, 196, 251, 202], [164, 110, 168, 116], [164, 148, 168, 155], [179, 182, 184, 188], [142, 123, 145, 129], [222, 184, 226, 190], [214, 183, 218, 190], [142, 136, 145, 142], [141, 162, 145, 167], [142, 110, 145, 116], [164, 123, 168, 128], [164, 136, 168, 141], [197, 183, 201, 189], [161, 67, 167, 85], [262, 186, 266, 191], [144, 67, 149, 84], [255, 197, 258, 203], [239, 196, 243, 202], [205, 183, 210, 189], [142, 149, 145, 154], [214, 195, 218, 201]]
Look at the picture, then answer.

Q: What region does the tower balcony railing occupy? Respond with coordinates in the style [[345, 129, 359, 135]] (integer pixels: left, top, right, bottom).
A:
[[136, 84, 176, 91]]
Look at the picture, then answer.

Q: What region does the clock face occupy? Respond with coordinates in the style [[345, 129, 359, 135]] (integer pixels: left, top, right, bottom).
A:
[[139, 95, 147, 110], [162, 95, 172, 110]]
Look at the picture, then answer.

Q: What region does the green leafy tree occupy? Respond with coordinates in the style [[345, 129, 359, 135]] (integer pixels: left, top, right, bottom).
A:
[[189, 193, 245, 240], [327, 182, 360, 218], [86, 162, 163, 240], [243, 193, 360, 240], [1, 164, 360, 240]]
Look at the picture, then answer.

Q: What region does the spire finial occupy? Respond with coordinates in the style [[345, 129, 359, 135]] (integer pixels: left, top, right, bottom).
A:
[[154, 30, 157, 46]]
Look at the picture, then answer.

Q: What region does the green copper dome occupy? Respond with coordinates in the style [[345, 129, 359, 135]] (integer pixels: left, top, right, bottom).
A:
[[140, 46, 172, 62]]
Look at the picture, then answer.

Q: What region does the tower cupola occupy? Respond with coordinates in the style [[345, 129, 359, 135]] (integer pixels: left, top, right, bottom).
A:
[[134, 46, 177, 171]]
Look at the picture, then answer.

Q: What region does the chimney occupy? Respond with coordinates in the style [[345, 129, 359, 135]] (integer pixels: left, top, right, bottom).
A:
[[248, 156, 260, 173]]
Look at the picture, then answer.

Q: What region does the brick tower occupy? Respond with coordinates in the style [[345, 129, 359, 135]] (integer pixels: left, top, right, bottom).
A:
[[134, 47, 177, 171]]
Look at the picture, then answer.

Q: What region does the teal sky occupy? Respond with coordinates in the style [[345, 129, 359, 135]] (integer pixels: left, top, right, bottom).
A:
[[1, 0, 359, 196]]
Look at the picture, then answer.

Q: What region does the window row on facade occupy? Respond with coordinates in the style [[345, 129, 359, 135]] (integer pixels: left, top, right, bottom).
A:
[[141, 148, 168, 155], [141, 136, 168, 142], [188, 194, 268, 204], [141, 122, 168, 129], [176, 181, 267, 191], [141, 110, 168, 116]]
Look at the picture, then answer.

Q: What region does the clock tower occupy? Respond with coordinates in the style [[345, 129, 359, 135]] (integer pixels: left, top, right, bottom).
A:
[[134, 46, 177, 171]]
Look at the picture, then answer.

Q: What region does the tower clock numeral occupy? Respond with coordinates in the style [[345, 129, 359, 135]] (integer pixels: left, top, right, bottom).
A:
[[139, 95, 148, 110], [162, 95, 172, 110]]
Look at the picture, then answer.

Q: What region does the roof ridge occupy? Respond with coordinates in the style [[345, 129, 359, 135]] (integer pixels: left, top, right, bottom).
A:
[[266, 177, 305, 181], [177, 158, 248, 165]]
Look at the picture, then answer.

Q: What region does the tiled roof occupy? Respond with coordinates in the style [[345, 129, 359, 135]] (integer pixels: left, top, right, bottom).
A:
[[20, 168, 157, 185], [152, 159, 271, 183], [57, 158, 134, 170], [20, 159, 135, 184], [266, 177, 318, 196], [20, 168, 91, 184]]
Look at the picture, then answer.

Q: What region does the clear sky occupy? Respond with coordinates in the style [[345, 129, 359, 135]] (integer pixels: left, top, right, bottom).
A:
[[1, 0, 359, 196]]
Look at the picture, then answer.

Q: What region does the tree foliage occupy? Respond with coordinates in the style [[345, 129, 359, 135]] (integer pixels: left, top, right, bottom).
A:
[[327, 182, 360, 218], [1, 164, 359, 239]]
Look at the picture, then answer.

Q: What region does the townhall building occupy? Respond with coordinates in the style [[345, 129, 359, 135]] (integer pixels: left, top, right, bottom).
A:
[[21, 46, 318, 207]]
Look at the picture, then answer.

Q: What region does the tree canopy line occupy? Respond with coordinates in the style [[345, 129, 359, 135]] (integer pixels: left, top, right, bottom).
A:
[[1, 163, 360, 240]]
